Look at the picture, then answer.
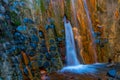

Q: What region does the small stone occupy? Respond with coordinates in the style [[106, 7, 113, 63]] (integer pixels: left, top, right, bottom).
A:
[[14, 32, 26, 44], [31, 35, 39, 43], [41, 42, 46, 47], [5, 15, 10, 20], [50, 52, 57, 57], [41, 39, 45, 43], [23, 67, 28, 75], [40, 47, 47, 53], [30, 43, 37, 49], [3, 0, 9, 4], [39, 55, 44, 59], [7, 46, 16, 55], [17, 45, 26, 50], [49, 39, 55, 44], [57, 37, 62, 42], [13, 1, 19, 7], [61, 30, 64, 32], [51, 58, 56, 63], [49, 46, 56, 51], [45, 25, 49, 30], [50, 24, 55, 29], [0, 5, 5, 13], [19, 1, 25, 7], [46, 52, 52, 60], [10, 6, 19, 14], [11, 56, 19, 64], [13, 1, 25, 7], [28, 51, 35, 57], [3, 42, 11, 49], [14, 32, 21, 36], [16, 25, 27, 32], [38, 61, 43, 67], [94, 32, 101, 37], [43, 61, 50, 68], [95, 39, 100, 44], [23, 18, 34, 24], [32, 28, 37, 32], [39, 31, 44, 38], [0, 14, 5, 21]]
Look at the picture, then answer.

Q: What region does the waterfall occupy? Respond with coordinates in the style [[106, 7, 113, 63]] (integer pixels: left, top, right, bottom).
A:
[[71, 0, 84, 63], [60, 0, 97, 74], [63, 16, 80, 66], [82, 0, 95, 37], [82, 0, 97, 62]]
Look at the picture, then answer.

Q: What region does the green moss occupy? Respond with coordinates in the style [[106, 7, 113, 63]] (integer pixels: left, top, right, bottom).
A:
[[65, 0, 71, 20], [40, 0, 46, 14], [0, 39, 5, 43], [10, 11, 21, 26]]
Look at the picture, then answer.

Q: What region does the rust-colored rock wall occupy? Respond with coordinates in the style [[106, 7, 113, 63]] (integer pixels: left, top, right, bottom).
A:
[[29, 0, 120, 64], [1, 0, 120, 79]]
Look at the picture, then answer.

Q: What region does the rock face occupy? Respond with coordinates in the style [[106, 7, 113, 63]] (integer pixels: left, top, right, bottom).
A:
[[0, 0, 63, 80], [71, 0, 120, 63], [1, 0, 120, 80], [92, 0, 120, 62]]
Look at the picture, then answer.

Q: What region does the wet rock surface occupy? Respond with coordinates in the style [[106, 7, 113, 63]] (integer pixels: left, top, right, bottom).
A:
[[49, 63, 120, 80]]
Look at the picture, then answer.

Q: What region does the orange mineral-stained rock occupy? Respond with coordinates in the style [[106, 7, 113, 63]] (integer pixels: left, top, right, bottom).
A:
[[29, 55, 38, 61], [20, 51, 34, 79], [19, 61, 24, 74], [26, 66, 34, 80], [21, 51, 29, 66], [114, 9, 119, 19]]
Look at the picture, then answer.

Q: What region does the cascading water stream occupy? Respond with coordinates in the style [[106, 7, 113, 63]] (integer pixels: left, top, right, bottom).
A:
[[82, 0, 97, 62], [63, 16, 80, 66], [61, 0, 98, 74], [61, 16, 97, 74], [71, 0, 84, 63]]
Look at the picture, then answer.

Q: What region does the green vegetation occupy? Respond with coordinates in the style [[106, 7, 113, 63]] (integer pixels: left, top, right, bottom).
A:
[[40, 0, 46, 14], [10, 11, 21, 26], [65, 0, 71, 20]]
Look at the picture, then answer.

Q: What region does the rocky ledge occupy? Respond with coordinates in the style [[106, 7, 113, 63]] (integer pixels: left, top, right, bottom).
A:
[[49, 63, 120, 80]]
